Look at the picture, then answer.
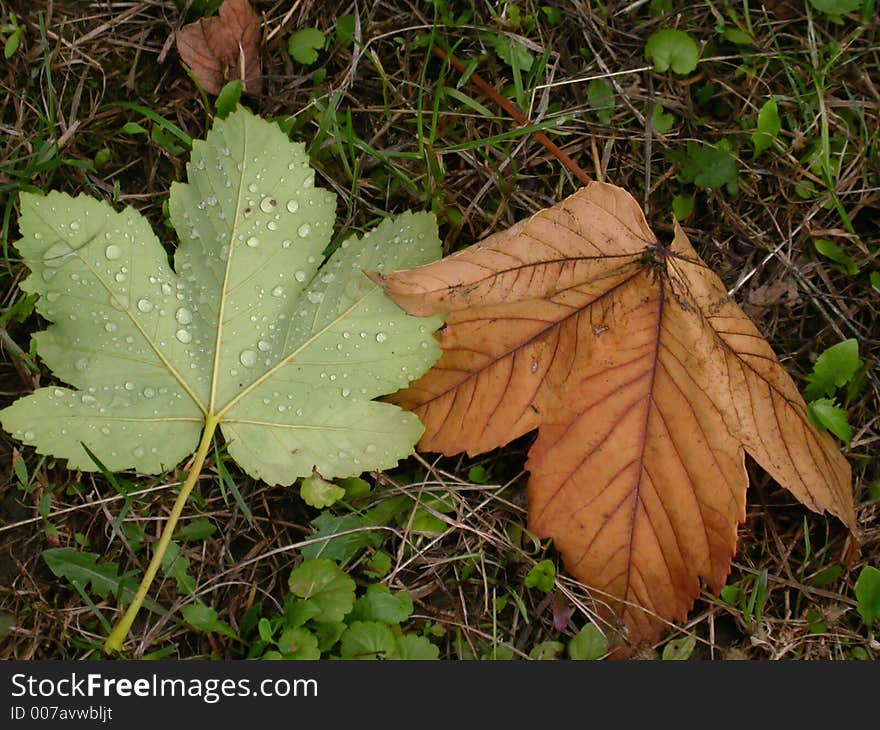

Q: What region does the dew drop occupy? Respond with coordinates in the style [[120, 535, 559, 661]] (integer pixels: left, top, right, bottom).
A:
[[271, 286, 284, 297], [142, 387, 156, 399], [286, 199, 299, 213], [294, 270, 306, 282], [44, 242, 75, 268], [376, 332, 388, 343], [320, 272, 335, 284], [239, 349, 257, 367], [100, 426, 111, 436], [75, 357, 89, 371], [257, 340, 271, 352], [69, 221, 80, 231], [104, 322, 117, 333], [176, 328, 192, 344], [115, 272, 126, 283], [46, 291, 60, 302], [137, 298, 154, 313], [161, 283, 173, 296], [24, 430, 35, 440], [297, 223, 311, 238], [267, 221, 278, 231], [246, 236, 259, 248], [260, 197, 277, 213], [307, 290, 324, 304], [341, 387, 351, 398], [175, 307, 193, 325], [282, 239, 292, 249], [105, 244, 122, 260], [124, 382, 135, 391], [133, 446, 146, 458], [248, 183, 258, 193]]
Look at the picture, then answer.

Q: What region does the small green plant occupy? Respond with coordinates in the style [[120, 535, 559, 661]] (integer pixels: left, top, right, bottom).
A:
[[751, 99, 781, 157], [662, 634, 696, 660], [2, 11, 23, 59], [678, 142, 739, 194], [854, 566, 880, 627], [803, 339, 864, 445], [645, 29, 700, 75], [567, 623, 608, 660], [240, 558, 440, 659], [814, 238, 859, 275], [288, 28, 326, 65]]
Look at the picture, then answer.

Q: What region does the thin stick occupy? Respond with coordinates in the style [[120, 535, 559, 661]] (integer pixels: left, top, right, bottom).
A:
[[432, 44, 592, 187]]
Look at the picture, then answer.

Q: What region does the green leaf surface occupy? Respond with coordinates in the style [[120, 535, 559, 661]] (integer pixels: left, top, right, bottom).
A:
[[814, 239, 859, 275], [568, 623, 608, 660], [394, 634, 440, 660], [672, 194, 694, 221], [854, 566, 880, 626], [807, 398, 851, 445], [524, 559, 556, 593], [300, 511, 374, 563], [588, 79, 615, 126], [651, 105, 675, 134], [300, 472, 346, 509], [662, 635, 696, 660], [339, 621, 396, 659], [529, 640, 564, 660], [751, 99, 781, 157], [645, 29, 700, 75], [1, 106, 442, 483], [214, 81, 242, 119], [679, 142, 739, 193], [349, 584, 413, 624], [161, 541, 196, 595], [288, 28, 326, 65], [43, 547, 140, 605], [181, 602, 238, 638], [176, 517, 217, 541], [803, 338, 861, 400], [287, 558, 355, 623], [277, 627, 321, 659], [807, 0, 863, 15], [283, 597, 323, 628]]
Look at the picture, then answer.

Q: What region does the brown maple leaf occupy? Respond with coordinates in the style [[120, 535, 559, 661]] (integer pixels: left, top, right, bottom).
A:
[[372, 182, 859, 649], [176, 0, 263, 95]]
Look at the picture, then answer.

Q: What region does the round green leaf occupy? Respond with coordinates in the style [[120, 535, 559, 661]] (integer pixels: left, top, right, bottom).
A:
[[645, 29, 700, 75], [394, 634, 440, 660], [568, 623, 608, 660], [288, 558, 355, 623], [277, 627, 321, 659], [288, 28, 326, 65], [339, 621, 396, 659]]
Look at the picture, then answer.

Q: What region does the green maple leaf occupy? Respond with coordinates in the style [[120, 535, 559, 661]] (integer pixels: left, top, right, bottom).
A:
[[1, 105, 442, 480], [1, 105, 442, 651]]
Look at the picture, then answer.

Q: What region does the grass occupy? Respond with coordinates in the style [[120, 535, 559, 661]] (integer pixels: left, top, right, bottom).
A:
[[0, 0, 877, 660]]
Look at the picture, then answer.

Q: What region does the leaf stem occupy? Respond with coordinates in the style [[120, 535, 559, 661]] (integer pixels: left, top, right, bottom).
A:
[[103, 414, 220, 655]]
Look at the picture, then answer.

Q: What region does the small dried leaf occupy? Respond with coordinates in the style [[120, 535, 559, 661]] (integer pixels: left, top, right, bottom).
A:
[[176, 0, 263, 95]]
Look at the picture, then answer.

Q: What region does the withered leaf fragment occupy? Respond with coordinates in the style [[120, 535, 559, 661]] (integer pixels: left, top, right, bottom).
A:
[[374, 183, 858, 648], [176, 0, 263, 95]]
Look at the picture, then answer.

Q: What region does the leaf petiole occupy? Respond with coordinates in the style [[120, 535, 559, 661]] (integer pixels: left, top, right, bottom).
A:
[[103, 413, 220, 655]]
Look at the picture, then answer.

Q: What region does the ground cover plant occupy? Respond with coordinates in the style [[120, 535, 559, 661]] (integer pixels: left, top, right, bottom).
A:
[[0, 0, 877, 660]]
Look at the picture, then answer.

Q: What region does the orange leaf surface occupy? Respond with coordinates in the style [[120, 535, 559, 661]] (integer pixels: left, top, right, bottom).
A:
[[373, 183, 859, 649], [176, 0, 262, 95]]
